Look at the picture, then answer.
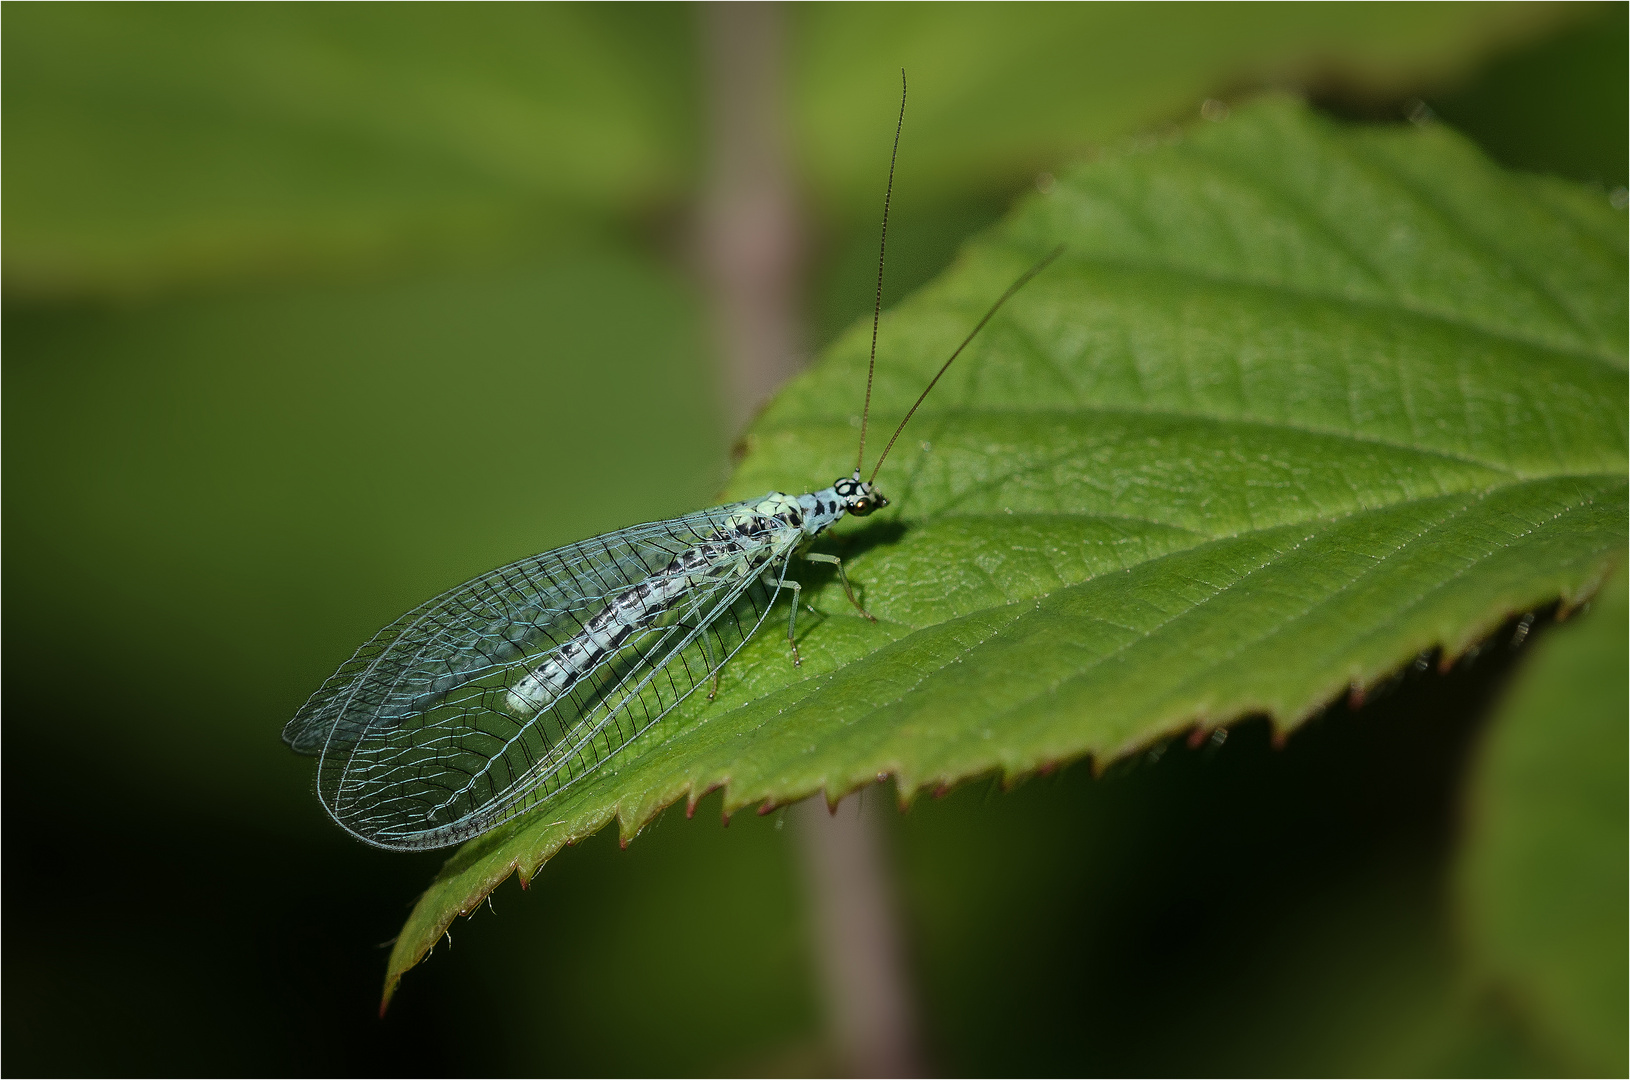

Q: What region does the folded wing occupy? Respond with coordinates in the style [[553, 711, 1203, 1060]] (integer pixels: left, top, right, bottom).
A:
[[284, 500, 789, 850]]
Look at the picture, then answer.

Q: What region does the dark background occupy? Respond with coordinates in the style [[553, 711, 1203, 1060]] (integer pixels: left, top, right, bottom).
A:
[[5, 4, 1625, 1074]]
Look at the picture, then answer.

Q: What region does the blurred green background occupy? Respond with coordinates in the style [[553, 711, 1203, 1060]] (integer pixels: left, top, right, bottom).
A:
[[4, 3, 1624, 1074]]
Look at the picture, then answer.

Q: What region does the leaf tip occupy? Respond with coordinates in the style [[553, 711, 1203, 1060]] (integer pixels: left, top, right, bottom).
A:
[[687, 781, 724, 821]]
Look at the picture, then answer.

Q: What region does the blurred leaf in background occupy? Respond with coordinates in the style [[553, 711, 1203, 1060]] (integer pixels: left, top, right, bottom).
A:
[[1457, 569, 1629, 1076], [3, 4, 702, 297], [793, 0, 1571, 214], [3, 2, 1624, 1076], [1423, 7, 1629, 188]]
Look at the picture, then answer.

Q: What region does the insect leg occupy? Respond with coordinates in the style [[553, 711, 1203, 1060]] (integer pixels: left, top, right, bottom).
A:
[[783, 580, 805, 667], [804, 552, 877, 622], [763, 568, 805, 667]]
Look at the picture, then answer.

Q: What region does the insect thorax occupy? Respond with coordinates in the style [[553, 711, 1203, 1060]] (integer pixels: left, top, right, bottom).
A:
[[744, 488, 853, 540]]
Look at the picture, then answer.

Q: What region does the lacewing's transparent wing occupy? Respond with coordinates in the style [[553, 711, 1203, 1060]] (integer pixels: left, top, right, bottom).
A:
[[283, 500, 791, 850]]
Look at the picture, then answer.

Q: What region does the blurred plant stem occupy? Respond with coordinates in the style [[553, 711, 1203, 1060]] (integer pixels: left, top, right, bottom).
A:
[[699, 3, 923, 1074], [700, 0, 805, 434], [796, 794, 923, 1077]]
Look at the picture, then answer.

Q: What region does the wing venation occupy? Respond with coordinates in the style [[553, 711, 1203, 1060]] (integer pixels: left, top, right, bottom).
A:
[[283, 499, 795, 850]]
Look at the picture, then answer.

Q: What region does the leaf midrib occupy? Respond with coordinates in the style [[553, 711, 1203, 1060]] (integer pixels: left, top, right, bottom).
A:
[[725, 476, 1610, 686], [868, 474, 1619, 633]]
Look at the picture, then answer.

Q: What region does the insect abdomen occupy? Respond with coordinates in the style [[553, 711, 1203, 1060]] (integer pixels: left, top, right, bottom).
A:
[[504, 515, 784, 717]]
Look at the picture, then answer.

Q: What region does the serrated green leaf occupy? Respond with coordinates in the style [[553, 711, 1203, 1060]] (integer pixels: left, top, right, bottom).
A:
[[383, 98, 1626, 1004], [1457, 568, 1628, 1074]]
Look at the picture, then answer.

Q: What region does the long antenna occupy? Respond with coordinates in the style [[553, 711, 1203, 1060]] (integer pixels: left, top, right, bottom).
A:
[[856, 69, 907, 477], [868, 245, 1065, 484]]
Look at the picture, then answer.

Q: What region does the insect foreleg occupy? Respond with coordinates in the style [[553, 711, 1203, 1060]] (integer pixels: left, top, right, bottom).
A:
[[804, 552, 877, 622]]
